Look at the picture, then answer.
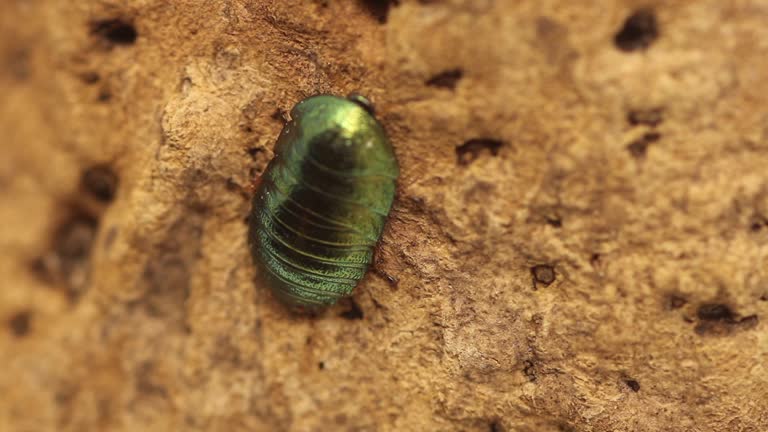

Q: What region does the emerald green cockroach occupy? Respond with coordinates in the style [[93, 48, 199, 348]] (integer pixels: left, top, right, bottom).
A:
[[248, 94, 399, 309]]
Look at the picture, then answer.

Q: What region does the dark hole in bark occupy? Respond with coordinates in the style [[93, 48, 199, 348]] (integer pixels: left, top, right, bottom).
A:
[[697, 303, 736, 321], [358, 0, 399, 23], [531, 265, 556, 286], [97, 88, 112, 102], [625, 379, 640, 392], [79, 71, 101, 84], [81, 165, 118, 202], [90, 18, 138, 45], [627, 131, 661, 158], [456, 139, 504, 166], [339, 298, 364, 320], [8, 310, 31, 337], [614, 9, 658, 52], [546, 216, 562, 228], [749, 214, 767, 232], [426, 69, 464, 90], [30, 208, 98, 302]]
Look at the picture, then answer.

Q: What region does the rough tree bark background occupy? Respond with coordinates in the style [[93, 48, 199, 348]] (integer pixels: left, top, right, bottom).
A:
[[1, 1, 767, 431]]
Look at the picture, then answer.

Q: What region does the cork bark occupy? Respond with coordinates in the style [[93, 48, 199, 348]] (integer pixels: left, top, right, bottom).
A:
[[1, 1, 767, 431]]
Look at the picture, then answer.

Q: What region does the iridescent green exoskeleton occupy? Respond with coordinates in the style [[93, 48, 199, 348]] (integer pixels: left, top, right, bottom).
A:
[[249, 94, 399, 309]]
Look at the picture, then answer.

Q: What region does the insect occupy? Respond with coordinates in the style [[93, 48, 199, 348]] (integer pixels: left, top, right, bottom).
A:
[[248, 94, 399, 309]]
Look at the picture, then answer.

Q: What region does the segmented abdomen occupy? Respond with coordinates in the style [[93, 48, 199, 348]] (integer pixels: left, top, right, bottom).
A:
[[253, 163, 385, 306]]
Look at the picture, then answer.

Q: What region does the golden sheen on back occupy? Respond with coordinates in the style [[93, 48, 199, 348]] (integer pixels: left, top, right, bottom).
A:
[[248, 94, 399, 309]]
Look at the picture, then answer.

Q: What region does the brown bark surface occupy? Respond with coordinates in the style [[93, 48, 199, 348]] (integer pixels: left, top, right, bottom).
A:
[[1, 1, 767, 431]]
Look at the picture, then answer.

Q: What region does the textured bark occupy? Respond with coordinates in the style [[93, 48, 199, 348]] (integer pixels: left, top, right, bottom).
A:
[[1, 1, 768, 431]]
